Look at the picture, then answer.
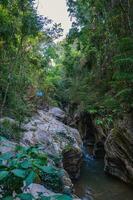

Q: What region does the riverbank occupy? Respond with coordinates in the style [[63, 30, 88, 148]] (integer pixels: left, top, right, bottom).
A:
[[74, 155, 133, 200]]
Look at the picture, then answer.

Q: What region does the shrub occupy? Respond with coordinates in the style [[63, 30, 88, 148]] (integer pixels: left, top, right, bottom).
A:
[[0, 145, 65, 199]]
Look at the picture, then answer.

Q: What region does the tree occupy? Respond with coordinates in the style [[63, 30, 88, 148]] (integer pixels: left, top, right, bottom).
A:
[[0, 0, 63, 121], [50, 0, 133, 119]]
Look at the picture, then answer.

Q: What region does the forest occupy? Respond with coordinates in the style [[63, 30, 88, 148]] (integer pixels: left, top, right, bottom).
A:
[[0, 0, 133, 200]]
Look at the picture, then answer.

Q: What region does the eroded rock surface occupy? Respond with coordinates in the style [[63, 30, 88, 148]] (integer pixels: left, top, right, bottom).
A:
[[49, 107, 66, 121], [23, 183, 81, 200], [104, 114, 133, 185], [0, 107, 83, 199], [23, 183, 55, 198], [63, 147, 82, 179], [22, 108, 83, 180]]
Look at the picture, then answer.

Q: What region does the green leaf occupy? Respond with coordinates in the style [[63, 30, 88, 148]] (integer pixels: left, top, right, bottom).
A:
[[25, 171, 36, 186], [16, 153, 26, 159], [114, 57, 133, 65], [95, 119, 103, 125], [2, 197, 14, 200], [15, 145, 29, 153], [40, 166, 59, 174], [41, 197, 51, 200], [41, 195, 72, 200], [38, 153, 48, 164], [53, 195, 72, 200], [17, 193, 33, 200], [28, 147, 39, 157], [33, 159, 45, 167], [12, 169, 26, 178], [0, 152, 14, 160], [9, 158, 18, 167], [0, 171, 9, 180], [21, 160, 32, 169]]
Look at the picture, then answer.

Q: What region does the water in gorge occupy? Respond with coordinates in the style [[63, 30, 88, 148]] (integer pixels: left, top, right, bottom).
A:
[[74, 147, 133, 200]]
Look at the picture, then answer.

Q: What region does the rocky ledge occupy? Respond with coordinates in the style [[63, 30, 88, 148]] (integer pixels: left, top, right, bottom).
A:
[[0, 107, 83, 199], [22, 108, 83, 180], [104, 113, 133, 185]]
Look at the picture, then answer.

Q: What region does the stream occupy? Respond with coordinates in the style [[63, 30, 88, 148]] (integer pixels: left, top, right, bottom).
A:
[[74, 147, 133, 200]]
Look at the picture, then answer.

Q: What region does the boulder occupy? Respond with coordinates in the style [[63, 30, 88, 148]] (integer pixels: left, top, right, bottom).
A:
[[49, 107, 66, 121], [23, 183, 55, 198], [23, 183, 81, 199], [62, 147, 82, 179], [104, 114, 133, 185], [0, 107, 83, 198], [61, 170, 73, 193], [22, 108, 83, 179]]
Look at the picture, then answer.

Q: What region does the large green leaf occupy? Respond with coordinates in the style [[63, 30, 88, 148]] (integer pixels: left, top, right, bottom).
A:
[[52, 195, 72, 200], [12, 169, 26, 178], [0, 152, 14, 160], [21, 160, 32, 169], [9, 158, 18, 167], [25, 170, 36, 186], [40, 166, 59, 174], [2, 196, 14, 200], [33, 159, 46, 167], [17, 193, 34, 200], [41, 194, 72, 200], [28, 147, 39, 157], [0, 171, 9, 180], [15, 145, 29, 153], [37, 153, 48, 164]]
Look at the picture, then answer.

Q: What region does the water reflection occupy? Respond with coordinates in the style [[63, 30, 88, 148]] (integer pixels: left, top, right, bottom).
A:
[[74, 147, 133, 200]]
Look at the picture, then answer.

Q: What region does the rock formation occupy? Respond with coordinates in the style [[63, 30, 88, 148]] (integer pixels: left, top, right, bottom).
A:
[[22, 108, 83, 180], [104, 114, 133, 185], [72, 110, 133, 185], [0, 107, 83, 199], [62, 147, 83, 179]]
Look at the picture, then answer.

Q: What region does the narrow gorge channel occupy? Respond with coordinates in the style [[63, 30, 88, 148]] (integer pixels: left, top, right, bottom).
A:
[[74, 147, 133, 200], [71, 112, 133, 200]]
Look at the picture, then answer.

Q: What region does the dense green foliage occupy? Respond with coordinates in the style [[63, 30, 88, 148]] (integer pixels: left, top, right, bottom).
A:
[[0, 0, 62, 121], [0, 137, 72, 199], [49, 0, 133, 123], [0, 0, 133, 198], [1, 0, 132, 122], [0, 118, 21, 141]]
